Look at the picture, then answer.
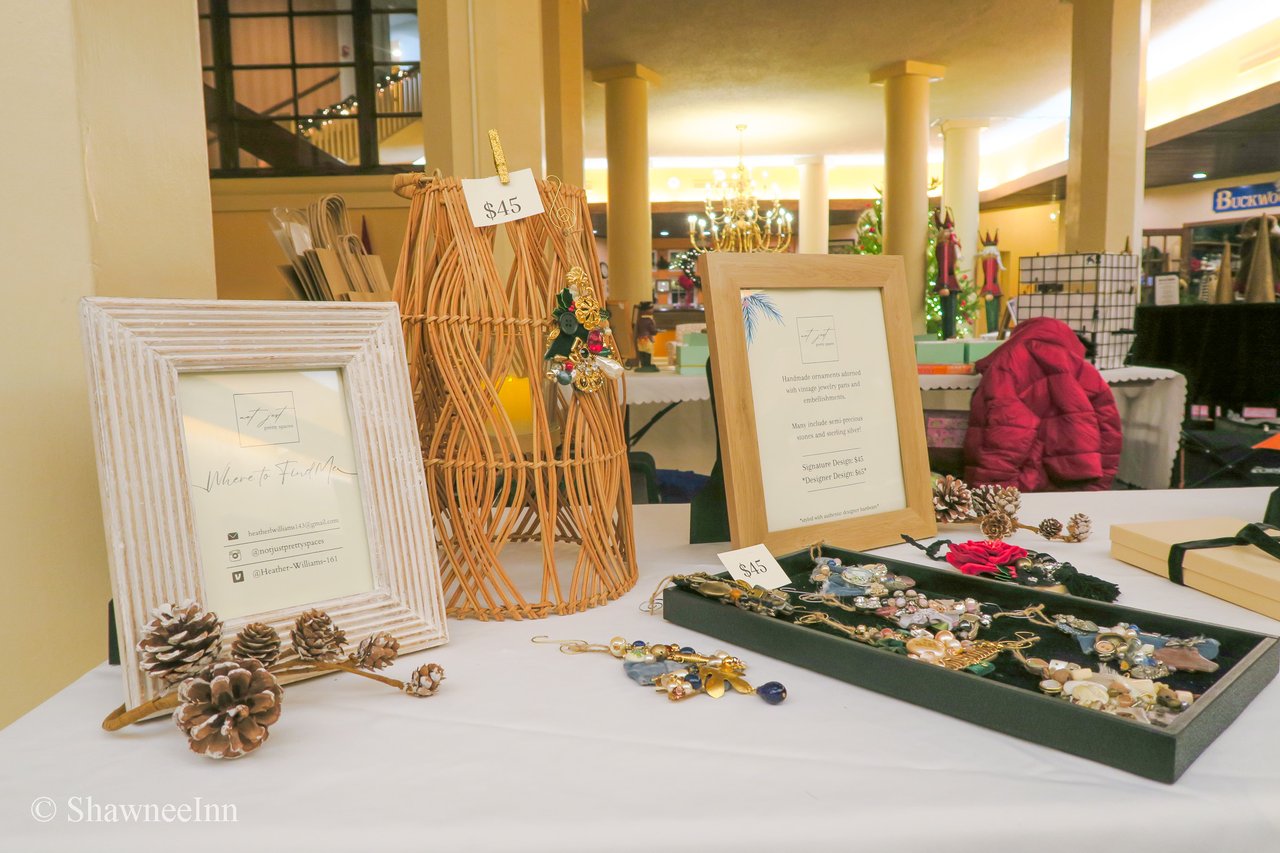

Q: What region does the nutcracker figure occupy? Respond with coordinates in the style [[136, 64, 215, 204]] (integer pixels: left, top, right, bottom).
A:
[[932, 208, 960, 339], [634, 302, 659, 372], [978, 229, 1005, 333]]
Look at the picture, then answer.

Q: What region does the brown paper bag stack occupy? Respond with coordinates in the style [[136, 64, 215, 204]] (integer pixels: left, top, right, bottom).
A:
[[269, 194, 392, 301]]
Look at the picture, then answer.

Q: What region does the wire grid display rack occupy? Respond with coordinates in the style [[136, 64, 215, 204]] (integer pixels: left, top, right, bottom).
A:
[[1011, 253, 1139, 369]]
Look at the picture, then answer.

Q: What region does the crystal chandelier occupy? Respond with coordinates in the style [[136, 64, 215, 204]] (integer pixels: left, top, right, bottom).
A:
[[688, 125, 793, 253]]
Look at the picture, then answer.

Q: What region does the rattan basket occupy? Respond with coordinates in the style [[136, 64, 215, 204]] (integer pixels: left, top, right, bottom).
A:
[[390, 172, 637, 620]]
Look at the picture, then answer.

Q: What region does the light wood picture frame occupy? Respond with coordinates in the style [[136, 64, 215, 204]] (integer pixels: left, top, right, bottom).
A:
[[81, 298, 447, 711], [699, 253, 935, 554]]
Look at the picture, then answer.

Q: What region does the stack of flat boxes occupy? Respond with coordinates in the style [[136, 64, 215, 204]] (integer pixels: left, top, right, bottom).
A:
[[673, 330, 709, 375]]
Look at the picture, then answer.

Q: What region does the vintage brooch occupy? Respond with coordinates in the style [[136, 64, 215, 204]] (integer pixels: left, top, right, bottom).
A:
[[533, 635, 786, 704], [544, 266, 622, 393]]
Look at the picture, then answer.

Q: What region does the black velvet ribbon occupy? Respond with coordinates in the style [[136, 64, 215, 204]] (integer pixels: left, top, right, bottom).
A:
[[1167, 523, 1280, 586]]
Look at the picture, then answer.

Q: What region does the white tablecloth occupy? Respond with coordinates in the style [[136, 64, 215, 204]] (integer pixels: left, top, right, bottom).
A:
[[625, 367, 1187, 488], [622, 367, 711, 405], [3, 490, 1278, 852], [920, 366, 1187, 490], [623, 368, 717, 474]]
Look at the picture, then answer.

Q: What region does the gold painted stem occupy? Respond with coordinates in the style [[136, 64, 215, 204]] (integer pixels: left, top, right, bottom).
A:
[[271, 660, 404, 690], [101, 692, 180, 731], [103, 659, 404, 732]]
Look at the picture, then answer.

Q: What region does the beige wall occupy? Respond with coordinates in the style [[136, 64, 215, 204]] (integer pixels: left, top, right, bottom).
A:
[[977, 202, 1064, 295], [0, 1, 216, 730], [211, 176, 411, 300]]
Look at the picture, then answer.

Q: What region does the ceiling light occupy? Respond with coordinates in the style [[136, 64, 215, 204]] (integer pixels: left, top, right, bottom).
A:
[[666, 176, 681, 190], [1192, 171, 1208, 180], [659, 230, 670, 236], [691, 125, 793, 254]]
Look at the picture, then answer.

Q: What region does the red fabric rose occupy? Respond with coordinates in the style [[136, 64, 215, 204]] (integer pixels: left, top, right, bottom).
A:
[[944, 540, 1028, 577]]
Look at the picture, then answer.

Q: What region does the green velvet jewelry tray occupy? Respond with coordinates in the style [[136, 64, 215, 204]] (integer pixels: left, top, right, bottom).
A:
[[662, 545, 1279, 783]]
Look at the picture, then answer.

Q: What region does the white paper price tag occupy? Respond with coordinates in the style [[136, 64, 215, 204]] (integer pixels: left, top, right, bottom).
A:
[[461, 168, 545, 228], [716, 543, 791, 589]]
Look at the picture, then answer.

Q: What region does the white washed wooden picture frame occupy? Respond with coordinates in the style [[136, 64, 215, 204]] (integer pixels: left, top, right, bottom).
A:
[[81, 298, 447, 711]]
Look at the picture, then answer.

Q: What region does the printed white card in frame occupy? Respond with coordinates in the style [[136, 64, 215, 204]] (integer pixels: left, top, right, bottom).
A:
[[81, 298, 447, 711], [699, 254, 936, 554]]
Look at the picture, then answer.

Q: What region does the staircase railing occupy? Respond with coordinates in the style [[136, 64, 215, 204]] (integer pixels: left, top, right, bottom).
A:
[[300, 68, 421, 164]]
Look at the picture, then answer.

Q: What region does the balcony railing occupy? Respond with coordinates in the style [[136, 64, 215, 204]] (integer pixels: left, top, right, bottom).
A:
[[299, 67, 421, 164]]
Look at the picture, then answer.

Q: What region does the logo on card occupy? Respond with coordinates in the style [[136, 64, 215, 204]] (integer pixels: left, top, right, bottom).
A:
[[797, 315, 839, 364], [231, 571, 245, 584], [233, 391, 300, 447], [226, 531, 239, 541]]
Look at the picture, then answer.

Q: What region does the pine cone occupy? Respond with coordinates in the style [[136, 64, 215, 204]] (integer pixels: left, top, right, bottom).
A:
[[352, 632, 400, 670], [932, 476, 973, 523], [136, 602, 222, 685], [979, 511, 1017, 541], [971, 484, 1021, 519], [290, 610, 347, 661], [1037, 518, 1064, 539], [230, 622, 281, 669], [174, 658, 283, 760], [404, 663, 445, 698], [1066, 513, 1093, 542]]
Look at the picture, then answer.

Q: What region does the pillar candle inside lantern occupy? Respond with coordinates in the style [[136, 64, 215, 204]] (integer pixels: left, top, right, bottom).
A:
[[495, 376, 534, 435]]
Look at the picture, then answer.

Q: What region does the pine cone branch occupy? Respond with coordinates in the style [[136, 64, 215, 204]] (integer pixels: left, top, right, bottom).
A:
[[932, 475, 973, 524], [1065, 513, 1093, 542], [290, 610, 347, 662], [231, 622, 281, 669], [1037, 518, 1064, 540], [174, 658, 283, 759], [136, 602, 223, 685], [971, 484, 1021, 520], [979, 511, 1017, 541], [352, 632, 400, 671], [404, 663, 445, 697]]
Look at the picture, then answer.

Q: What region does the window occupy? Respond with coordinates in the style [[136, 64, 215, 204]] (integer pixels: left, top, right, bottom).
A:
[[200, 0, 422, 175]]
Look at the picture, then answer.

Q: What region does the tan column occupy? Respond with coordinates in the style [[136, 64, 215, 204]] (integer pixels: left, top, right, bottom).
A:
[[420, 0, 474, 178], [421, 0, 545, 178], [542, 0, 585, 188], [591, 64, 661, 305], [941, 120, 986, 282], [872, 61, 946, 335], [1064, 0, 1150, 253], [797, 156, 829, 254], [0, 0, 215, 728]]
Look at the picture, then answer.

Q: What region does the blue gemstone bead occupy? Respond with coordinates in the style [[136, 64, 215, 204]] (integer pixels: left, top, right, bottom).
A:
[[756, 681, 787, 705], [679, 646, 695, 654], [632, 640, 646, 647]]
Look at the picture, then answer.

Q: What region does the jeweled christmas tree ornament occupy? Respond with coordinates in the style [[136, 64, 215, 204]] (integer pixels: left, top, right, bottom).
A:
[[532, 635, 786, 705], [544, 266, 622, 393]]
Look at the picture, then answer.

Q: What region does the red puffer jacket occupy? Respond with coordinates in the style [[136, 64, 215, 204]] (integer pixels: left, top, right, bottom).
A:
[[963, 317, 1121, 491]]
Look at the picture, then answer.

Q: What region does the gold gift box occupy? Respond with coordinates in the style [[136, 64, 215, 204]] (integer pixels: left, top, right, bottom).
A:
[[1110, 518, 1280, 620]]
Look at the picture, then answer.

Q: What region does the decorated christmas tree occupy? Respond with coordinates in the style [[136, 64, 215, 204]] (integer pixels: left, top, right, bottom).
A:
[[854, 188, 977, 338]]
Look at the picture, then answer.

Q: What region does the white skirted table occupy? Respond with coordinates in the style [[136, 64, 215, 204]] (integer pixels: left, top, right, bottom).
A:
[[1, 488, 1278, 852], [622, 367, 717, 475], [623, 366, 1187, 487], [919, 365, 1187, 489]]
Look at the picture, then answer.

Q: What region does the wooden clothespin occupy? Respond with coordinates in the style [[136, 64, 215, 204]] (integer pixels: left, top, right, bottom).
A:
[[487, 128, 509, 184]]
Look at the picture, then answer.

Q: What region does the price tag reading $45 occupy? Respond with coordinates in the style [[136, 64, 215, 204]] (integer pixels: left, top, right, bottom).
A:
[[460, 168, 545, 228], [715, 543, 792, 590]]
